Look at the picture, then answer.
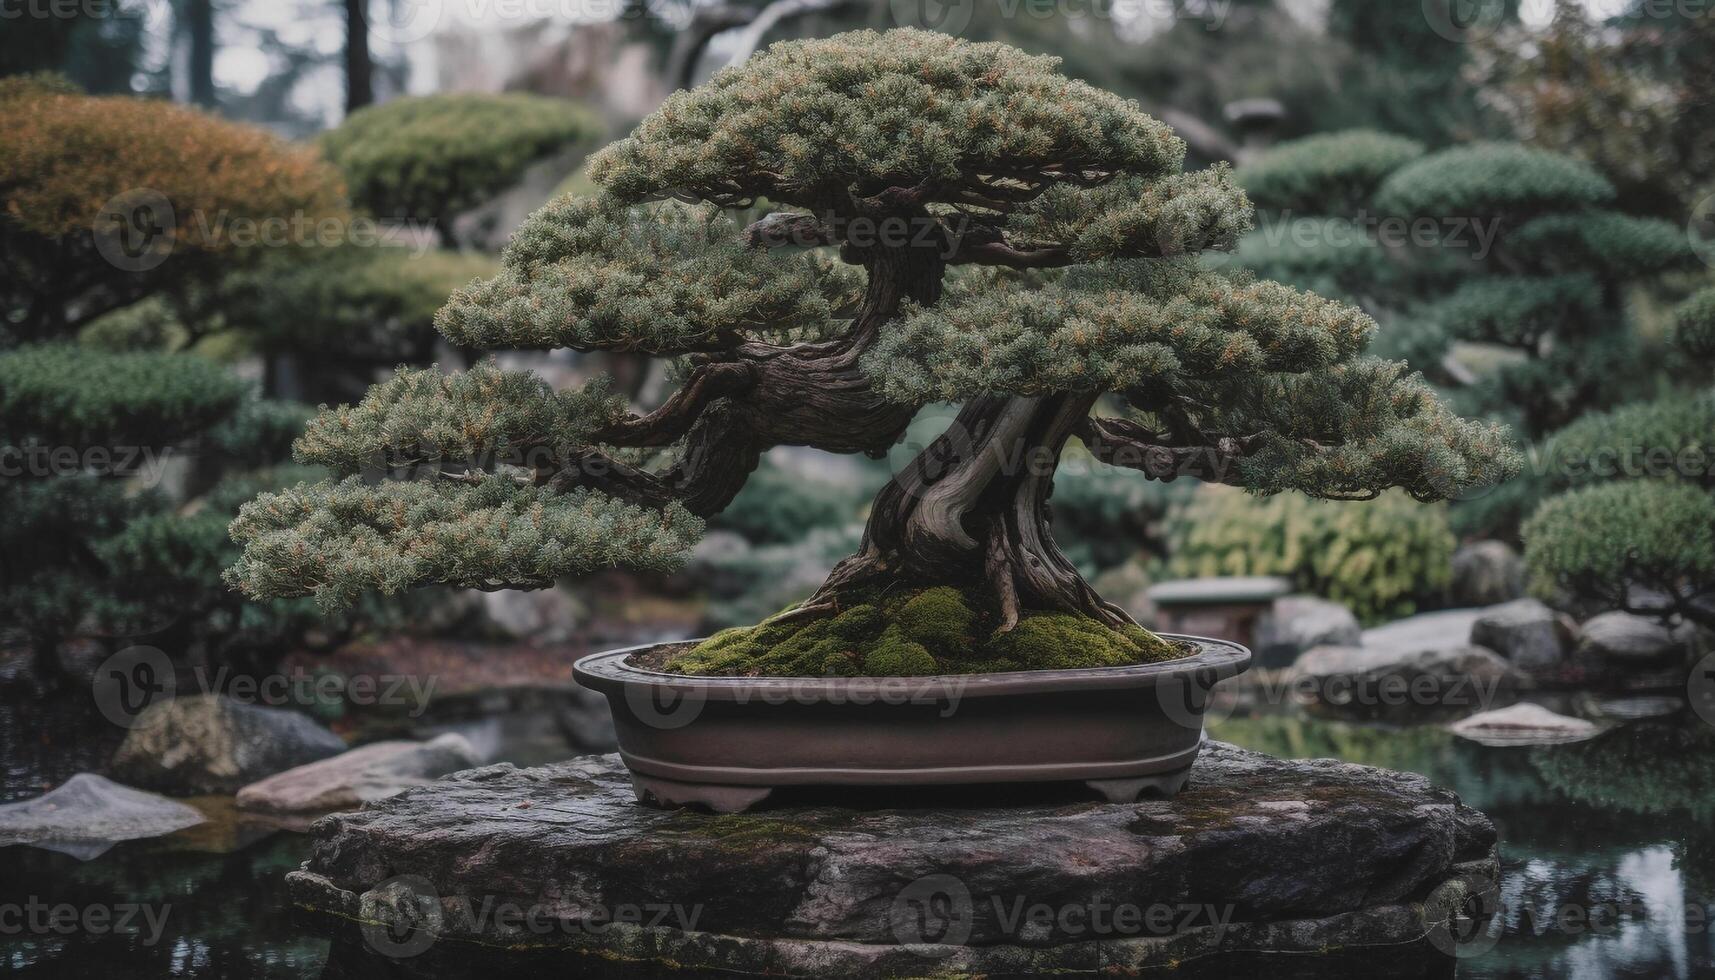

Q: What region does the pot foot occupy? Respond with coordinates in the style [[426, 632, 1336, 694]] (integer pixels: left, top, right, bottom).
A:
[[631, 774, 773, 814], [1086, 768, 1191, 803]]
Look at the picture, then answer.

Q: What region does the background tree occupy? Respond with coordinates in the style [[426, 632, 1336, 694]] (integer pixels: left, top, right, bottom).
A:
[[1238, 132, 1698, 539], [320, 93, 602, 248], [0, 80, 392, 687], [1521, 289, 1714, 628], [227, 31, 1515, 674], [1476, 0, 1715, 220], [1522, 388, 1715, 629]]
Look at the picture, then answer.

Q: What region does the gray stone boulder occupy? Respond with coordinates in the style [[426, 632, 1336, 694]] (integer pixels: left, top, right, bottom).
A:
[[1470, 599, 1577, 679], [0, 774, 205, 860], [1253, 595, 1361, 667], [1578, 612, 1684, 664], [479, 587, 586, 644], [1450, 541, 1525, 607], [1360, 608, 1485, 652], [111, 694, 347, 795], [236, 734, 481, 815], [1447, 703, 1599, 746], [288, 744, 1497, 978], [1291, 643, 1521, 720]]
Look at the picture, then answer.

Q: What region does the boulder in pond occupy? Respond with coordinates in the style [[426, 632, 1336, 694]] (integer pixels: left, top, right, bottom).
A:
[[1447, 702, 1599, 746], [287, 744, 1498, 978], [111, 694, 347, 795], [0, 773, 205, 860], [236, 734, 482, 815], [1578, 612, 1684, 664], [1470, 599, 1576, 679], [1450, 541, 1525, 607]]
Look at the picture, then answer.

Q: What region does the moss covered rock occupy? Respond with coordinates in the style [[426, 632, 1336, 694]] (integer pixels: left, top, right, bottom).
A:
[[665, 585, 1184, 677]]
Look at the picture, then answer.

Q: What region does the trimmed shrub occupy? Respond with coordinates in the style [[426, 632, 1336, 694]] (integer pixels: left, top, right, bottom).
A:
[[1236, 130, 1425, 213], [321, 93, 600, 234], [0, 82, 345, 342], [1676, 287, 1715, 363]]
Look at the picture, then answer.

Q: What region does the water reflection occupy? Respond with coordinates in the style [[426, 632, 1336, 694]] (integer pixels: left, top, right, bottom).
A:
[[1210, 713, 1715, 979]]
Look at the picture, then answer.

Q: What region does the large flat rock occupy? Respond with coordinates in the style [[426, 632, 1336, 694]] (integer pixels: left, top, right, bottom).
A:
[[289, 743, 1498, 977]]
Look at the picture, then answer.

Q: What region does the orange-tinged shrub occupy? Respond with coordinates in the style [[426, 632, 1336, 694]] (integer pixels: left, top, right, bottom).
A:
[[0, 86, 346, 244]]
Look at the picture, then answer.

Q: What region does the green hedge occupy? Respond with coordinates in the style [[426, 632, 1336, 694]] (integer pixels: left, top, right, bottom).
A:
[[1165, 485, 1454, 624]]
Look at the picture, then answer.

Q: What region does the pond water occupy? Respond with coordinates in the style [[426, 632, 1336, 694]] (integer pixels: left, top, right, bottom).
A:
[[3, 691, 1712, 979]]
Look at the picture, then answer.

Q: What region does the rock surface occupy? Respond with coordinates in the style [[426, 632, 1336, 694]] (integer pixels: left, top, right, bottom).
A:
[[0, 774, 205, 860], [288, 744, 1498, 978], [111, 694, 347, 795], [1447, 703, 1599, 746], [236, 735, 482, 814], [1451, 541, 1526, 607], [1470, 599, 1575, 677], [1254, 595, 1361, 666], [1578, 612, 1684, 663], [1360, 608, 1485, 652]]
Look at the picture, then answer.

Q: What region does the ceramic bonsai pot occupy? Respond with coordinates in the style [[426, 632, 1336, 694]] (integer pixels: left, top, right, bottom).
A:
[[573, 635, 1250, 813]]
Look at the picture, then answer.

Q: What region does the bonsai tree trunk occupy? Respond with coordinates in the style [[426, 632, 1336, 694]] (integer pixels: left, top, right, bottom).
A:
[[805, 391, 1130, 631]]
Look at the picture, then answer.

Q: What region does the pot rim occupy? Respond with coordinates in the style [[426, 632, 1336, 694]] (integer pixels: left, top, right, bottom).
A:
[[574, 634, 1250, 702]]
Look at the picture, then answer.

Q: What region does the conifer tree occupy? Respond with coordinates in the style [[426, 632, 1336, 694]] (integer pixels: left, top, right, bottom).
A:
[[321, 93, 601, 247], [229, 31, 1514, 656], [0, 80, 346, 683], [1524, 290, 1715, 629], [1242, 134, 1695, 440]]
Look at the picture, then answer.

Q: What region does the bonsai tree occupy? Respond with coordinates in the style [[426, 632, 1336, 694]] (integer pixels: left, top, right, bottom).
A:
[[321, 93, 602, 247], [229, 30, 1515, 676]]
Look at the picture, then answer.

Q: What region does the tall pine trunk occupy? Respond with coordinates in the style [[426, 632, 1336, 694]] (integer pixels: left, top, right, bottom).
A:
[[345, 0, 374, 114]]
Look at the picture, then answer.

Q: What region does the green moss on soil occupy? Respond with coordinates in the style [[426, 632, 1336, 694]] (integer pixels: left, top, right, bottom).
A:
[[664, 584, 1187, 677]]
